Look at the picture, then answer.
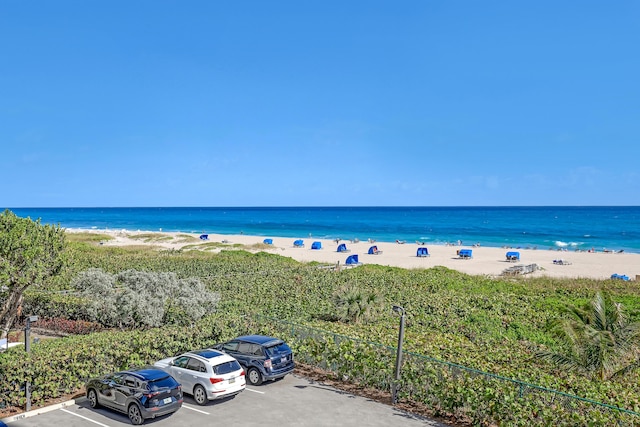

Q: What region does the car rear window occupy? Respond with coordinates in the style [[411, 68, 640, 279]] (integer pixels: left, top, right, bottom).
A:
[[147, 375, 179, 391], [265, 342, 291, 357], [213, 360, 242, 375]]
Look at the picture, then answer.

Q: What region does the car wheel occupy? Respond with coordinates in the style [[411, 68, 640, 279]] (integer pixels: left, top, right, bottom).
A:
[[193, 384, 208, 406], [128, 403, 144, 425], [247, 367, 263, 386], [87, 389, 100, 409]]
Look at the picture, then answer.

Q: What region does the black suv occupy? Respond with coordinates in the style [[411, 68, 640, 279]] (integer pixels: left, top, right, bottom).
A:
[[214, 335, 295, 385], [85, 367, 183, 425]]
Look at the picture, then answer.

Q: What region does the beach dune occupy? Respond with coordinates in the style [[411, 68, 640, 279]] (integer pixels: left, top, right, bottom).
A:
[[70, 229, 639, 281]]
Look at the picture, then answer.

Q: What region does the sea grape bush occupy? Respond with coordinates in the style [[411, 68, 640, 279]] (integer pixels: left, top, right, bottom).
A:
[[23, 292, 87, 321], [245, 315, 639, 426], [0, 314, 242, 411]]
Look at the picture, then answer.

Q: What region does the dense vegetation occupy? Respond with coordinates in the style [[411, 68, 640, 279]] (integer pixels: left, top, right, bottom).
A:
[[0, 209, 66, 339], [2, 234, 640, 425]]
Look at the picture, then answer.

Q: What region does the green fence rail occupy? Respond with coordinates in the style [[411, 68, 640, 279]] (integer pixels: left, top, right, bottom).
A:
[[248, 315, 640, 426]]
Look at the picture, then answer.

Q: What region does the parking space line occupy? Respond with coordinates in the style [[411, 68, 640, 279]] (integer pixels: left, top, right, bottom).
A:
[[245, 388, 265, 394], [60, 409, 111, 426], [181, 404, 210, 415]]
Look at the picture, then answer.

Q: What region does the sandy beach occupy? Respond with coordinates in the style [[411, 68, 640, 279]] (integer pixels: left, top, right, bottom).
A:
[[68, 229, 639, 281]]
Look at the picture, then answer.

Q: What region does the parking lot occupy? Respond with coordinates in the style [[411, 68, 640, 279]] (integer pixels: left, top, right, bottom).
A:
[[3, 374, 446, 426]]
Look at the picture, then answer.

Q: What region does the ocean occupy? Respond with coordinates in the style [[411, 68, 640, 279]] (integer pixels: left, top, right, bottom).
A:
[[5, 206, 640, 254]]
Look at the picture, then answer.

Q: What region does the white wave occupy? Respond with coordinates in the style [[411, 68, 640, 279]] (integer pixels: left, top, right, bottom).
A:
[[556, 241, 583, 248]]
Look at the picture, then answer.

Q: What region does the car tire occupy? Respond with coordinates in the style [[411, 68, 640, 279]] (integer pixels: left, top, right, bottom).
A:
[[87, 389, 100, 409], [193, 384, 208, 406], [247, 367, 263, 386], [128, 403, 144, 425]]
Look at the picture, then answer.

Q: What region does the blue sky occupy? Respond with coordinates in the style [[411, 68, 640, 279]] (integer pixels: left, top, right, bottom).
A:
[[2, 1, 639, 207]]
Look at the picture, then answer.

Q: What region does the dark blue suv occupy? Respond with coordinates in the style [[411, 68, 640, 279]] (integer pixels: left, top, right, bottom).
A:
[[214, 335, 295, 386], [85, 367, 182, 425]]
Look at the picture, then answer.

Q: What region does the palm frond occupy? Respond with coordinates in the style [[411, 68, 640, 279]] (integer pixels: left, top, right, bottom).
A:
[[538, 291, 640, 380]]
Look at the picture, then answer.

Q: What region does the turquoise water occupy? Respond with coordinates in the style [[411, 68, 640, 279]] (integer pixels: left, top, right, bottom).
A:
[[6, 206, 640, 253]]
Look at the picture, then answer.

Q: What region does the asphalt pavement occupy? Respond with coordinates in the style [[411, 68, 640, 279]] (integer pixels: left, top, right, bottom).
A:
[[2, 374, 448, 427]]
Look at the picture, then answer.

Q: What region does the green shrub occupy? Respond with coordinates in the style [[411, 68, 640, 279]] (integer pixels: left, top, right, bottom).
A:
[[72, 268, 219, 329]]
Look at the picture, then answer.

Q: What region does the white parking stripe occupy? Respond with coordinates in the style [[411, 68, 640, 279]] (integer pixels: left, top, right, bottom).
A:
[[245, 388, 265, 394], [60, 409, 111, 426], [181, 404, 210, 414]]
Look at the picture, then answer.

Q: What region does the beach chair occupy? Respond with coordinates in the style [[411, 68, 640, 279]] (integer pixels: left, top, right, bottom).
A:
[[368, 245, 382, 255], [458, 249, 473, 259], [345, 254, 361, 266], [417, 247, 430, 257], [311, 241, 322, 250], [263, 238, 273, 245], [506, 251, 520, 262], [199, 234, 209, 241], [293, 239, 305, 248], [337, 243, 350, 253]]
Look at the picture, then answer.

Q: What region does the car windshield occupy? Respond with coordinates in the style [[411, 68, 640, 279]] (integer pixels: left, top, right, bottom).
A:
[[265, 342, 290, 357], [147, 375, 179, 391], [213, 360, 242, 375]]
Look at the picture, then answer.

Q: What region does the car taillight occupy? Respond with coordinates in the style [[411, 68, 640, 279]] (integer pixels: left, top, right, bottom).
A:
[[240, 371, 245, 376], [144, 391, 160, 398], [264, 359, 272, 369], [210, 377, 224, 384]]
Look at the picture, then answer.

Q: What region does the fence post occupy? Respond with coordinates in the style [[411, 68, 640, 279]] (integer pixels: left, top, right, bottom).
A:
[[392, 305, 406, 404], [519, 383, 524, 398]]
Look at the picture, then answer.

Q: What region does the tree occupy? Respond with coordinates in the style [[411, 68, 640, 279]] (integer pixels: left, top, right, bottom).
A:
[[537, 291, 640, 380], [0, 209, 66, 339]]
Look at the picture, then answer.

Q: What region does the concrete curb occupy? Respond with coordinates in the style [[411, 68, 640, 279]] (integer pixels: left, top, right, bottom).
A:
[[1, 398, 80, 425]]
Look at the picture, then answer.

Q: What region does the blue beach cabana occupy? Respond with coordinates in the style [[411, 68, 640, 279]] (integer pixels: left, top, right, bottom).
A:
[[337, 243, 350, 253], [611, 273, 630, 281], [417, 247, 430, 257], [506, 251, 520, 262], [293, 239, 305, 248], [345, 254, 361, 265], [311, 241, 322, 250], [199, 234, 209, 241], [263, 238, 273, 245], [458, 249, 473, 259], [368, 245, 382, 255]]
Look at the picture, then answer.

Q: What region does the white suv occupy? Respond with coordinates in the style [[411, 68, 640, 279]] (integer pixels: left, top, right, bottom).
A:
[[154, 349, 246, 405]]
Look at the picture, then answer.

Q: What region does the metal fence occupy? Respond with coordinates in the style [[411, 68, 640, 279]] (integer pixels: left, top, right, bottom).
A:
[[249, 315, 640, 426]]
